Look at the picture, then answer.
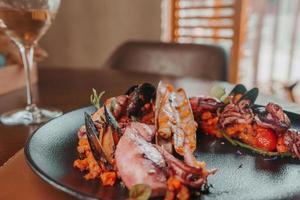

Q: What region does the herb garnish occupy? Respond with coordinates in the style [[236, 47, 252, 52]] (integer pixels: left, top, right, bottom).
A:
[[90, 89, 105, 109]]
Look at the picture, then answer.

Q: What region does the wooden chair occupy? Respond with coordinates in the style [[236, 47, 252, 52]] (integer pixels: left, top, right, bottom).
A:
[[105, 41, 228, 81]]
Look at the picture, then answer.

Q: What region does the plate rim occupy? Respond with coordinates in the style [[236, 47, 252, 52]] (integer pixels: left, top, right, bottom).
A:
[[24, 106, 99, 200]]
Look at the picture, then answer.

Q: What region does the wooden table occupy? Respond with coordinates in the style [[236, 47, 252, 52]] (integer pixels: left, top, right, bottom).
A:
[[0, 67, 299, 199]]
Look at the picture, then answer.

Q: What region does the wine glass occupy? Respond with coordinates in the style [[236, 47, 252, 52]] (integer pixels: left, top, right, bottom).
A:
[[0, 0, 62, 125]]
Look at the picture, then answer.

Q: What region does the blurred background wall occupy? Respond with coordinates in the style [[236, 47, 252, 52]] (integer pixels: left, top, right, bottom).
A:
[[40, 0, 162, 68]]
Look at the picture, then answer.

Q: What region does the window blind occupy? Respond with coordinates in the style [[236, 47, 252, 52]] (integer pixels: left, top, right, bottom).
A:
[[163, 0, 248, 83]]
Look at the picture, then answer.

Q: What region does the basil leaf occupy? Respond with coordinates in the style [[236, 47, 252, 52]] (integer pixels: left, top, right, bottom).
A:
[[129, 184, 151, 200]]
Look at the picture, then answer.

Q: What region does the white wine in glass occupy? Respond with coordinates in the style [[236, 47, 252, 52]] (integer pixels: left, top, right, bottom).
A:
[[0, 9, 53, 46], [0, 0, 62, 125]]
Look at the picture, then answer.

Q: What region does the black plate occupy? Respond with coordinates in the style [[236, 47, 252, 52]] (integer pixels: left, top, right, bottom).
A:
[[25, 106, 300, 200]]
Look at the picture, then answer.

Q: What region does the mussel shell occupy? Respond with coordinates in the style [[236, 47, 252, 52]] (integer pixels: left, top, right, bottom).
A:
[[229, 84, 247, 96], [104, 105, 122, 135], [125, 84, 138, 95], [127, 83, 156, 117], [84, 112, 106, 162], [139, 83, 156, 100], [238, 87, 259, 104]]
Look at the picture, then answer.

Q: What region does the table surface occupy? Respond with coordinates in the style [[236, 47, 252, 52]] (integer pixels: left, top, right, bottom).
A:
[[1, 67, 300, 167]]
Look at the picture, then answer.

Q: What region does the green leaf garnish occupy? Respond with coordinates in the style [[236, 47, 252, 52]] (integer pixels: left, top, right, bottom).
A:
[[90, 89, 105, 109], [129, 184, 151, 200]]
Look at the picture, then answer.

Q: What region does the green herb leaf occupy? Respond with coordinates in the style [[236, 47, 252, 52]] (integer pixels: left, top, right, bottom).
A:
[[90, 89, 105, 109], [129, 184, 151, 200]]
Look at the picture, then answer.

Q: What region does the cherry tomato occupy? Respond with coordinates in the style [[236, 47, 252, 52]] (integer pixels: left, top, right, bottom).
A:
[[255, 126, 277, 151]]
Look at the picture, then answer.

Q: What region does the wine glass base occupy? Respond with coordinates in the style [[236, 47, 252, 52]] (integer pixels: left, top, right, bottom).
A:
[[0, 105, 63, 125]]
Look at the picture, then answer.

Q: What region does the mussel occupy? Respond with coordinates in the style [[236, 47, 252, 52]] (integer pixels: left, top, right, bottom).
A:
[[229, 84, 247, 96], [104, 105, 122, 135], [238, 87, 259, 105], [84, 112, 112, 167], [221, 84, 258, 106], [126, 83, 156, 117]]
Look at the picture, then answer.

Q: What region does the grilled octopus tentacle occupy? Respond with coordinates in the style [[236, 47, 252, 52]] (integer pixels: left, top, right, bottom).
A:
[[190, 97, 224, 114], [284, 129, 300, 158], [255, 103, 291, 133], [219, 99, 254, 129], [158, 147, 217, 189]]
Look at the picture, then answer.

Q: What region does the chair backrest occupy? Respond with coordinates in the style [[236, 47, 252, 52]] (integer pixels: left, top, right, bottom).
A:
[[163, 0, 248, 83], [105, 41, 228, 81]]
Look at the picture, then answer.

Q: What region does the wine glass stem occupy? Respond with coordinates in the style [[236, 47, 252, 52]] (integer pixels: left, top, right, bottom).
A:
[[18, 45, 34, 107]]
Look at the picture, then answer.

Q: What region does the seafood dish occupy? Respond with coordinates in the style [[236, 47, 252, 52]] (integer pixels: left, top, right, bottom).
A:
[[73, 82, 300, 199], [190, 84, 300, 158], [74, 82, 216, 199]]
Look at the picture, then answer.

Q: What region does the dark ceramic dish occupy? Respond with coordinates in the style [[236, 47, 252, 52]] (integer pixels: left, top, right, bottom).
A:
[[25, 106, 300, 200]]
